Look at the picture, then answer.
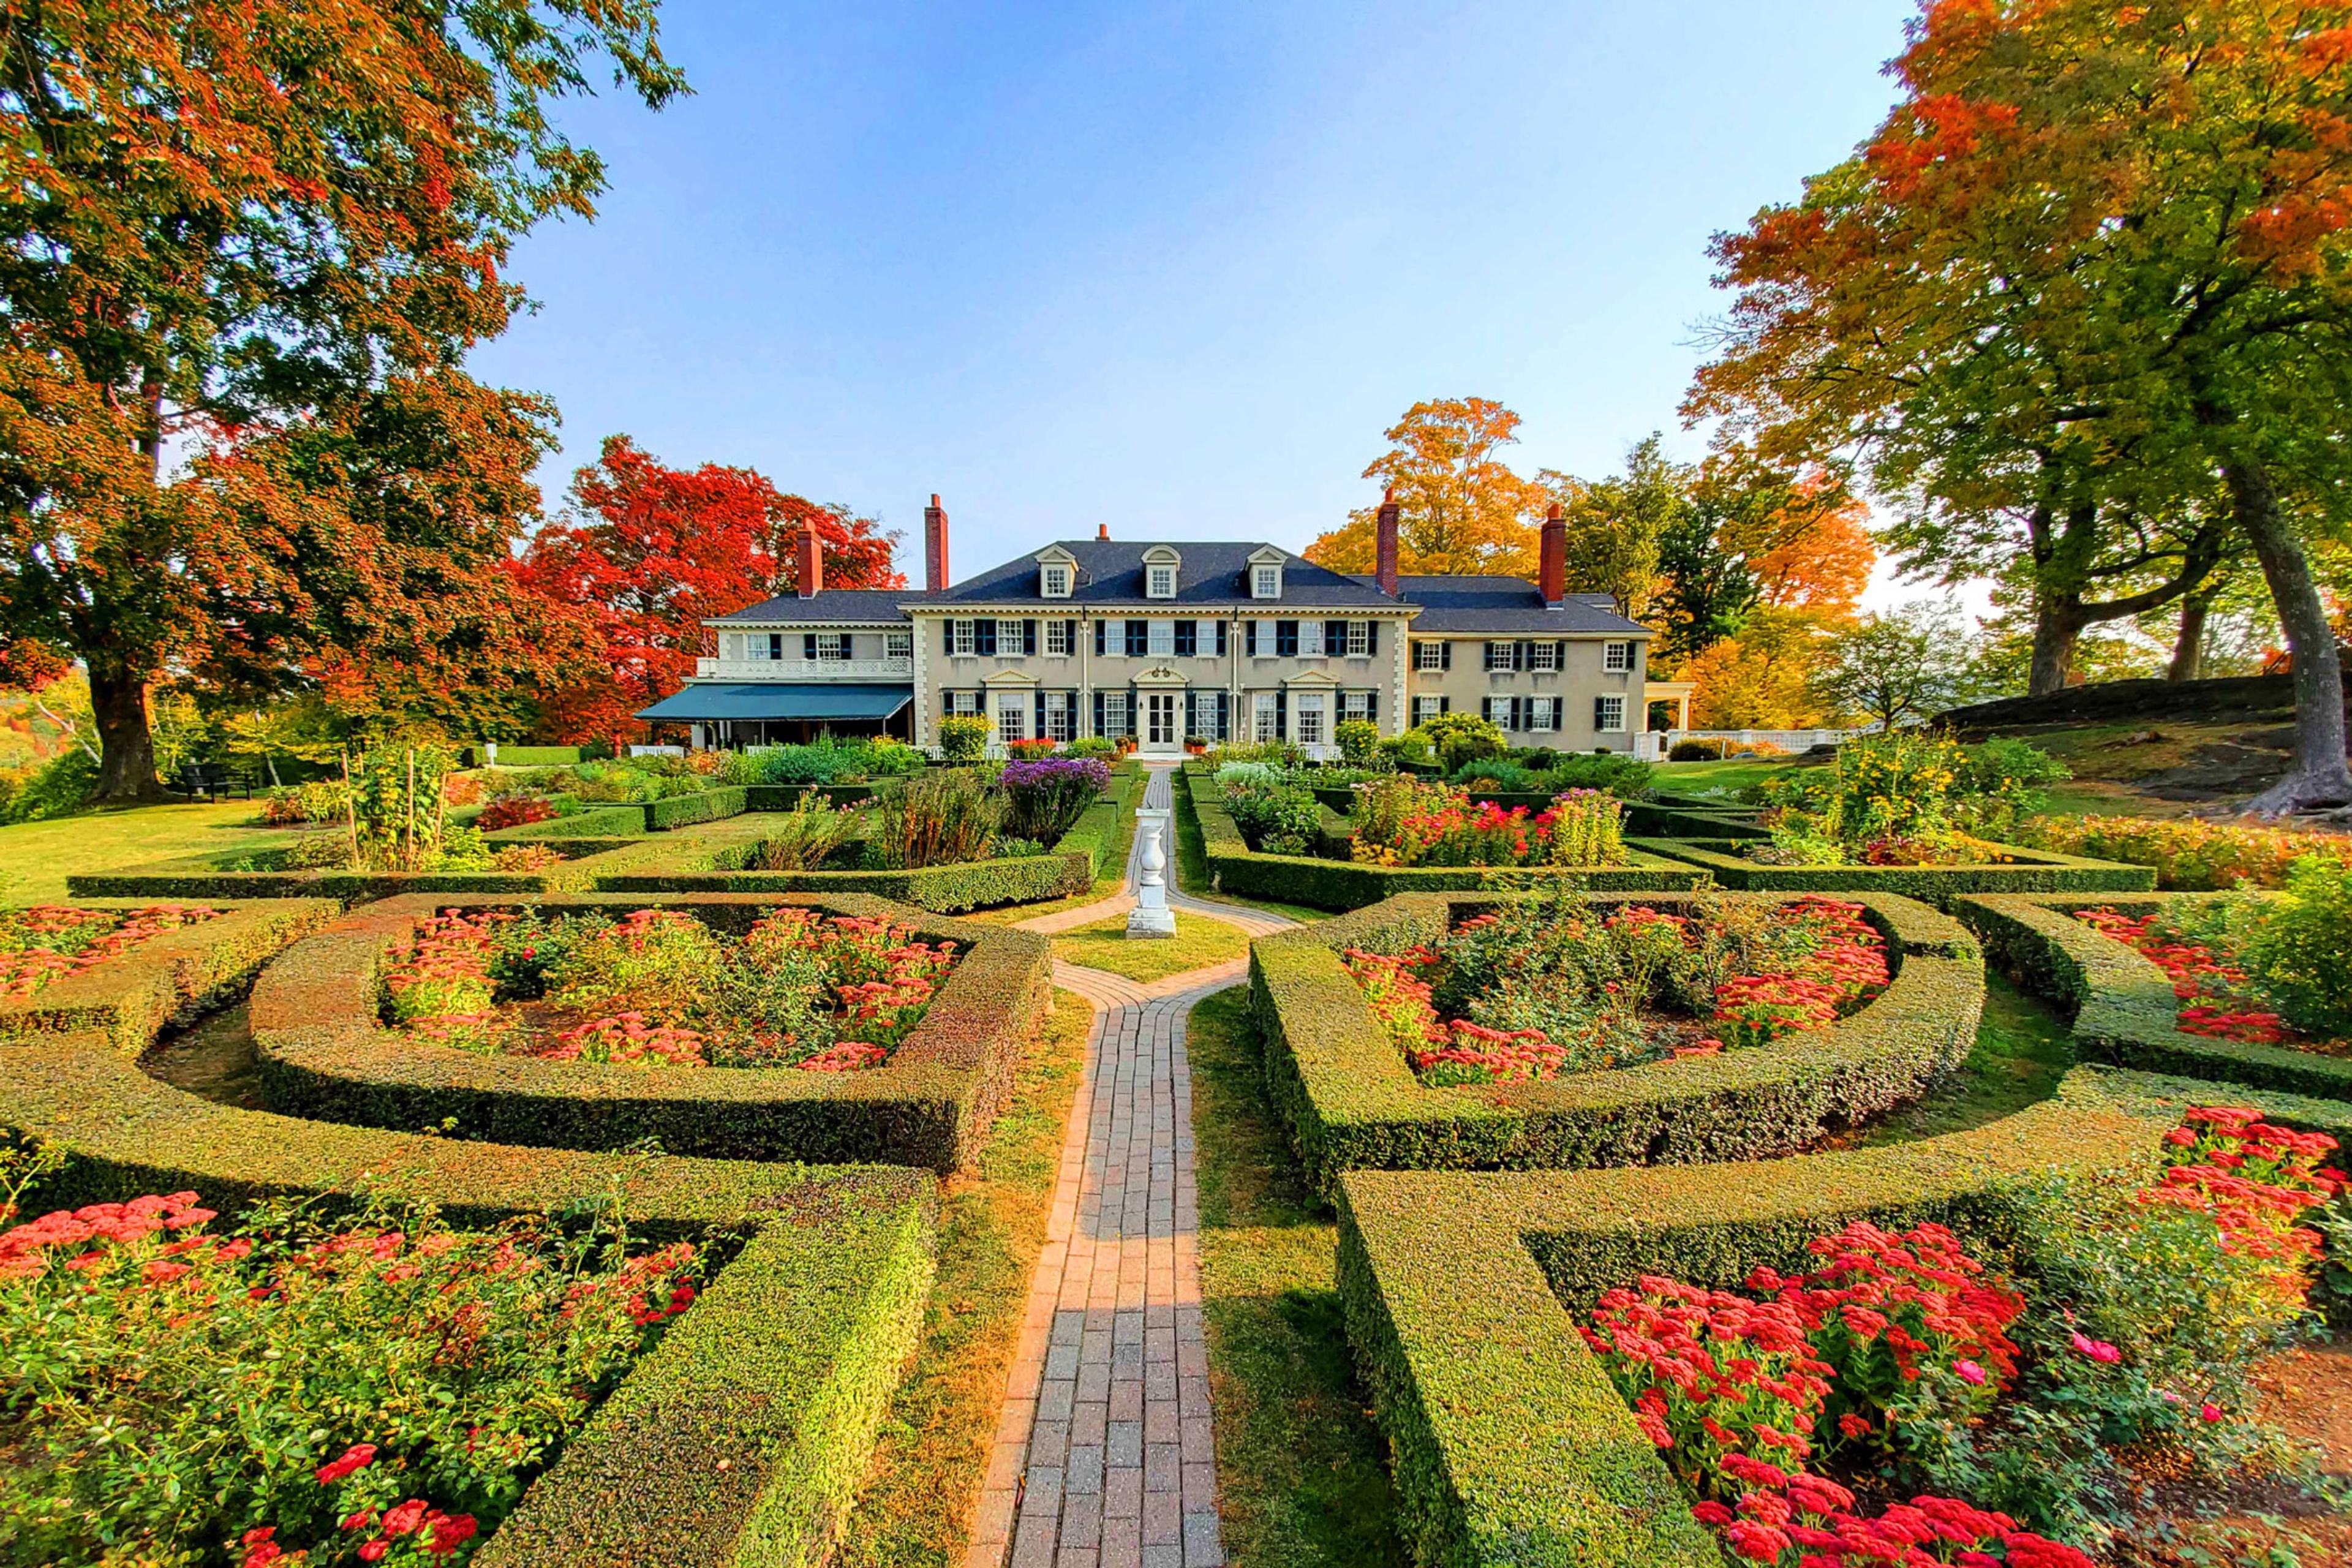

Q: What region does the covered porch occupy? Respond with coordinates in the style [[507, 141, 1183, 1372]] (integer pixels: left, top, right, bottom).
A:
[[635, 682, 914, 749]]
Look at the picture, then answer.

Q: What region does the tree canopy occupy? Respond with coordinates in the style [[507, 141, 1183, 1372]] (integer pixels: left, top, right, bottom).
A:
[[1306, 398, 1544, 577]]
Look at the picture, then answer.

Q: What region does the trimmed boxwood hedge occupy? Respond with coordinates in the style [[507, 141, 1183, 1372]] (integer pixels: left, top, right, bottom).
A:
[[1, 1022, 937, 1568], [595, 848, 1093, 912], [1183, 765, 1703, 912], [1049, 761, 1144, 883], [1632, 835, 2155, 908], [0, 899, 341, 1055], [64, 834, 676, 903], [1332, 1064, 2352, 1568], [1956, 890, 2352, 1101], [248, 892, 1054, 1172], [1252, 889, 1984, 1196]]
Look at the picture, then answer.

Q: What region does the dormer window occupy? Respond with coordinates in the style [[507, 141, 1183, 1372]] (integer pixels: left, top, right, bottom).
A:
[[1253, 565, 1279, 598], [1042, 564, 1069, 597], [1035, 546, 1077, 600], [1142, 545, 1181, 600]]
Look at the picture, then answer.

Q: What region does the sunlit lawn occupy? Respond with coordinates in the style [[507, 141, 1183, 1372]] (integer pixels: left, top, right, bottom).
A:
[[0, 801, 318, 905], [1050, 913, 1248, 984]]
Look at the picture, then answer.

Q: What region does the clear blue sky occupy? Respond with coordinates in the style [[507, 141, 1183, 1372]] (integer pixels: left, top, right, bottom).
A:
[[470, 0, 1912, 584]]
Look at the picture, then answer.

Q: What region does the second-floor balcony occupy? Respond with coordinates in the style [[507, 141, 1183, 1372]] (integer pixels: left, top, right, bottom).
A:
[[695, 657, 914, 682]]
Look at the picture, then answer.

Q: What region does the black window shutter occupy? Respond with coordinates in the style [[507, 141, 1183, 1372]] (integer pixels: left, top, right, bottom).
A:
[[1365, 690, 1378, 723], [978, 620, 997, 656], [1439, 695, 1451, 715], [943, 621, 954, 655], [1275, 689, 1287, 739], [1066, 619, 1080, 653], [1126, 685, 1139, 737], [1277, 621, 1298, 657], [1094, 619, 1106, 655], [1174, 620, 1195, 657], [1324, 619, 1344, 654], [1024, 620, 1038, 655], [1126, 620, 1147, 657], [1034, 690, 1046, 733], [802, 633, 816, 660], [1216, 691, 1230, 739], [1215, 620, 1229, 655], [1367, 622, 1378, 657], [1244, 621, 1257, 655], [1439, 640, 1452, 671], [1593, 696, 1607, 731], [1514, 640, 1531, 671], [1555, 639, 1569, 668], [1093, 690, 1106, 736]]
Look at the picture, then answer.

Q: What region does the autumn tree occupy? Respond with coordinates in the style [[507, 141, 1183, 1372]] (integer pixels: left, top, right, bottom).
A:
[[1811, 605, 1980, 731], [0, 1, 684, 798], [1306, 398, 1543, 577], [1536, 435, 1685, 620], [1692, 0, 2352, 813], [518, 435, 905, 742]]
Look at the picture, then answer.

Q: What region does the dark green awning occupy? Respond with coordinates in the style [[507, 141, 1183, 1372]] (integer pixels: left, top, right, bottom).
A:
[[635, 683, 911, 723]]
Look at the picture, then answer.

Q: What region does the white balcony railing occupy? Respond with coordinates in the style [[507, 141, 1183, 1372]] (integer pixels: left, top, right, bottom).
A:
[[695, 657, 914, 681]]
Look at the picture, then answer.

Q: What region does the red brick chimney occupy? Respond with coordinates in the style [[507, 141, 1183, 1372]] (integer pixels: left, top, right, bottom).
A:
[[1374, 488, 1401, 597], [923, 494, 949, 592], [796, 524, 824, 597], [1539, 503, 1566, 607], [1097, 522, 1110, 540]]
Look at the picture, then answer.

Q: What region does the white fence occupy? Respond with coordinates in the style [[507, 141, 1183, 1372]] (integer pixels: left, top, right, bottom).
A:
[[1634, 728, 1851, 761]]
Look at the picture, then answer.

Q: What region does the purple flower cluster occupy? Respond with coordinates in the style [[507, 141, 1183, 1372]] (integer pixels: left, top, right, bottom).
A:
[[1000, 758, 1112, 794], [998, 757, 1113, 842]]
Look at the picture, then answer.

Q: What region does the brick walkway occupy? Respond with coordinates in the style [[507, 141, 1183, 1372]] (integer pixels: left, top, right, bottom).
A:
[[968, 765, 1290, 1568]]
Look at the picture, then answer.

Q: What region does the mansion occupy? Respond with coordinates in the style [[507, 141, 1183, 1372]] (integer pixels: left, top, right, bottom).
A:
[[638, 495, 1692, 758]]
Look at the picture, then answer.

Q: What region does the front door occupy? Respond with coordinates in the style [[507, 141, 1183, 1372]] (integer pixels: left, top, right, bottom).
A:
[[1144, 692, 1180, 753]]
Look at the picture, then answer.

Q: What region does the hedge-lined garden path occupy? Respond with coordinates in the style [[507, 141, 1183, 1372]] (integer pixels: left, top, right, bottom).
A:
[[973, 764, 1291, 1568]]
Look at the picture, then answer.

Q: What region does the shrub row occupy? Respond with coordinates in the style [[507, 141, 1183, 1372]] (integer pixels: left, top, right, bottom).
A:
[[1182, 767, 1703, 912], [1049, 762, 1144, 883], [1631, 835, 2155, 909], [249, 892, 1054, 1172], [595, 849, 1091, 913], [1955, 891, 2352, 1101], [1252, 890, 1983, 1196], [2012, 812, 2352, 891], [64, 835, 671, 904], [1332, 1064, 2352, 1568], [0, 899, 341, 1055], [2, 1020, 937, 1568], [489, 804, 652, 839]]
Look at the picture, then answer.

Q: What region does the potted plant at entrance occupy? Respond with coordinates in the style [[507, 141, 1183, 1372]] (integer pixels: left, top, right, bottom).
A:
[[1184, 734, 1207, 756], [1117, 736, 1137, 756]]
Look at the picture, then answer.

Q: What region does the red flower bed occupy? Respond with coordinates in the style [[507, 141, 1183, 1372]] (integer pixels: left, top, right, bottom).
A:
[[2073, 908, 2293, 1045], [474, 796, 557, 832], [0, 903, 222, 999], [1580, 1109, 2341, 1567]]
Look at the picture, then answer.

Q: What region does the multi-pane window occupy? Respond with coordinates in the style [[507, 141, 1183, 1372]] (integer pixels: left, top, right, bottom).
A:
[[1253, 693, 1280, 741], [995, 618, 1025, 653], [1528, 697, 1559, 731], [1294, 695, 1325, 746], [1255, 620, 1279, 656], [1101, 693, 1129, 737], [1148, 565, 1176, 598], [1190, 692, 1219, 739], [1414, 641, 1446, 672], [1042, 564, 1070, 597], [1340, 690, 1373, 722], [996, 697, 1027, 743], [1484, 641, 1513, 672], [1483, 696, 1512, 729], [1147, 620, 1175, 658], [1604, 641, 1634, 673], [886, 631, 912, 662], [1044, 620, 1073, 657], [944, 690, 983, 717], [949, 620, 978, 656], [811, 633, 849, 661], [1345, 621, 1371, 657], [1595, 695, 1627, 732], [1253, 565, 1280, 599], [1528, 641, 1559, 673], [1412, 695, 1443, 725], [1044, 692, 1073, 742], [1298, 620, 1324, 657]]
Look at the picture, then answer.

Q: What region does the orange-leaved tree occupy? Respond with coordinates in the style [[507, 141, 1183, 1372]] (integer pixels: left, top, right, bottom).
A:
[[518, 435, 905, 742], [1306, 398, 1544, 578], [0, 1, 684, 797]]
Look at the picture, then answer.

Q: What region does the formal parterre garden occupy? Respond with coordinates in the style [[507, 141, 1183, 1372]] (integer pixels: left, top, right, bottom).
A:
[[0, 901, 222, 997]]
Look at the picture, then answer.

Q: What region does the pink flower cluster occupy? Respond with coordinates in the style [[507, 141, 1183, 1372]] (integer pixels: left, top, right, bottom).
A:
[[1710, 898, 1889, 1050], [2073, 908, 2290, 1044], [2146, 1105, 2342, 1294], [543, 1011, 707, 1066], [0, 1192, 219, 1281], [0, 903, 222, 998]]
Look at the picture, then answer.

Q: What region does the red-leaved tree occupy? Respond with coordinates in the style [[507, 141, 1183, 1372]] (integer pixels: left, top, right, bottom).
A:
[[518, 435, 904, 742]]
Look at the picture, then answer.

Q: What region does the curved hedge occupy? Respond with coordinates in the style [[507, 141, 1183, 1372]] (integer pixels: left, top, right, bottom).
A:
[[1956, 890, 2352, 1101], [1182, 767, 1703, 912], [1632, 835, 2155, 909], [249, 892, 1053, 1172], [1332, 1064, 2352, 1568], [0, 1023, 937, 1568], [0, 899, 340, 1054], [1252, 889, 1984, 1195]]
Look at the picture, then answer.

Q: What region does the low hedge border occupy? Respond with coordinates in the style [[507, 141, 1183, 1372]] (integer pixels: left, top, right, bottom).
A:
[[249, 892, 1054, 1172], [65, 834, 680, 903], [0, 899, 340, 1055], [1252, 889, 1983, 1196], [2, 1023, 937, 1568], [1182, 766, 1704, 912], [1332, 1064, 2352, 1568], [1050, 761, 1145, 883], [1632, 835, 2156, 908], [594, 848, 1092, 912], [1955, 890, 2352, 1101]]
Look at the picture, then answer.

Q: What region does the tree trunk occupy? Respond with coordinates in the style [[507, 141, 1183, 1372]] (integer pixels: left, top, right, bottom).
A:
[[2168, 588, 2215, 683], [2229, 458, 2352, 813], [87, 664, 164, 801], [2026, 598, 2082, 696]]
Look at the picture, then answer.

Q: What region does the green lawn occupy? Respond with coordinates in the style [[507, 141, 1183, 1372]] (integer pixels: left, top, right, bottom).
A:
[[1650, 755, 1815, 796], [0, 801, 320, 905], [1861, 973, 2075, 1146], [1188, 987, 1405, 1568], [1050, 913, 1250, 983]]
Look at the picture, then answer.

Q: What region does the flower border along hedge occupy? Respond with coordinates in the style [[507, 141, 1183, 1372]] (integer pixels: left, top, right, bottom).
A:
[[1182, 766, 1704, 913], [1, 1017, 937, 1568], [1331, 1063, 2352, 1568], [247, 892, 1053, 1172], [1629, 835, 2155, 909], [1251, 889, 1983, 1196], [0, 899, 340, 1054], [1306, 785, 1770, 841], [1956, 890, 2352, 1101]]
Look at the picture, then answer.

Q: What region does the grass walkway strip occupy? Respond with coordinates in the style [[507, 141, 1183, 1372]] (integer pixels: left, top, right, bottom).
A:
[[1188, 986, 1404, 1568], [834, 986, 1093, 1568]]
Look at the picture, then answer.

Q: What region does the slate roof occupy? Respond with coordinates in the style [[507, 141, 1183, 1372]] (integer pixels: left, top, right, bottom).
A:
[[1376, 576, 1651, 636], [711, 589, 928, 625], [933, 541, 1400, 610]]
